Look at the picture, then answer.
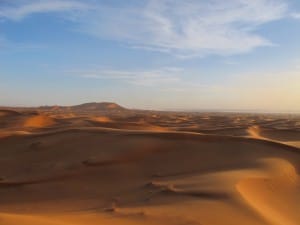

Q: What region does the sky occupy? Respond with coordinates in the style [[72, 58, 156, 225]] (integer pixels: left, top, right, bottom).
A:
[[1, 0, 300, 112]]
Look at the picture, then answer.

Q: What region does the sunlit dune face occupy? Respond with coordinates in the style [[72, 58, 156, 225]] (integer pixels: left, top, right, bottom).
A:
[[92, 116, 168, 131], [236, 159, 299, 225], [145, 125, 169, 132], [23, 115, 55, 128], [260, 158, 298, 183], [93, 116, 113, 123], [247, 125, 262, 139]]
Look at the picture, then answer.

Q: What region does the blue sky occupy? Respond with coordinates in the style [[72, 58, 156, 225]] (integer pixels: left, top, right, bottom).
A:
[[1, 0, 300, 112]]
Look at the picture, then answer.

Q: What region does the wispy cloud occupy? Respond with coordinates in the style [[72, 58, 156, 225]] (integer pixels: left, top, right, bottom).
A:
[[73, 0, 288, 57], [0, 0, 90, 51], [0, 0, 89, 21], [72, 67, 183, 86], [0, 0, 291, 57], [291, 12, 300, 19]]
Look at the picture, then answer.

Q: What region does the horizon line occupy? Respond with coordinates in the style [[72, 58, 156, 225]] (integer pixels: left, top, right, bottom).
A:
[[1, 102, 300, 115]]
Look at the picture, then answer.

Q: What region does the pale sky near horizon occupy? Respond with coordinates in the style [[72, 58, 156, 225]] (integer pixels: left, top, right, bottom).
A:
[[1, 0, 300, 112]]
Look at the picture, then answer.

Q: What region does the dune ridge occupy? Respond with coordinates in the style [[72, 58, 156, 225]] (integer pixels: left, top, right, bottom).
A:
[[237, 159, 300, 225]]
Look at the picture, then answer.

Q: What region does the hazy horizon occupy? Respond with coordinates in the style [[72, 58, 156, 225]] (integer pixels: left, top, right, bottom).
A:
[[1, 0, 300, 112], [2, 101, 300, 114]]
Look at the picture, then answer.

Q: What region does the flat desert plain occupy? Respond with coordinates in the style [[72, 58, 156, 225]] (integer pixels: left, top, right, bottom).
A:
[[0, 102, 299, 225]]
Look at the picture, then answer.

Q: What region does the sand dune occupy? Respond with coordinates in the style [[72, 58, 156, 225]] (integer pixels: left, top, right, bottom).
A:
[[247, 125, 300, 148], [0, 105, 299, 225], [237, 159, 300, 225], [258, 127, 300, 142], [247, 125, 263, 139], [89, 118, 168, 132], [0, 109, 21, 117], [93, 116, 113, 123], [23, 115, 56, 128]]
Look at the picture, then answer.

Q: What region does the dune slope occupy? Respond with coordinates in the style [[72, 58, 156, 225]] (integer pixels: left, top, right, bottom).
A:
[[0, 128, 299, 225]]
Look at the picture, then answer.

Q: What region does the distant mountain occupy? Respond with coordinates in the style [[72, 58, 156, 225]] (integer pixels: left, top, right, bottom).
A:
[[70, 102, 125, 111], [1, 102, 129, 114]]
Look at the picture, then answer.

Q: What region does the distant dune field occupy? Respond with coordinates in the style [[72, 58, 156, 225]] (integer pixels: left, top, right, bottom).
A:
[[0, 103, 299, 225]]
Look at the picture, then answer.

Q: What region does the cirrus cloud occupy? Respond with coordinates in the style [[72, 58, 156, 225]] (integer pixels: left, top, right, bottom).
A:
[[0, 0, 292, 57], [73, 0, 288, 57], [0, 0, 89, 21], [70, 67, 183, 87]]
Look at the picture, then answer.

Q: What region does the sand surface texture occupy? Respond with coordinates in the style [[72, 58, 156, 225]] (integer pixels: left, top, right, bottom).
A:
[[0, 103, 299, 225]]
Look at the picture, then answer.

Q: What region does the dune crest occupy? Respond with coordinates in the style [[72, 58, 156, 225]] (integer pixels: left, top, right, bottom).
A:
[[247, 125, 263, 139], [237, 158, 300, 225]]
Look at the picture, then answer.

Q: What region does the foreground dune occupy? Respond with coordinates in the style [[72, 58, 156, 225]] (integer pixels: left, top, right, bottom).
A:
[[0, 104, 299, 225]]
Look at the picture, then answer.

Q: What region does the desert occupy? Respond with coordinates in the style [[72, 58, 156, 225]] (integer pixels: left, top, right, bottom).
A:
[[0, 102, 299, 225], [1, 1, 300, 224]]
